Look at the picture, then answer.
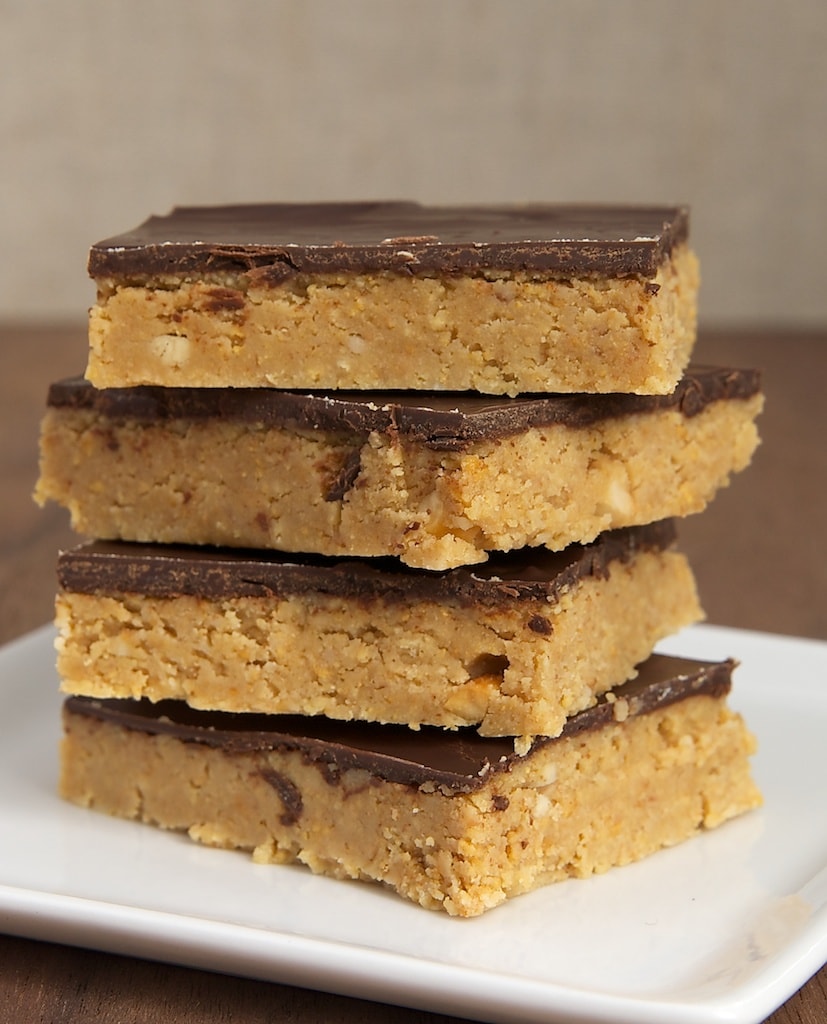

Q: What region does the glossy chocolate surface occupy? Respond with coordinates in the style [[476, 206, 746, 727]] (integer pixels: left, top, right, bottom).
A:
[[48, 366, 761, 449], [88, 202, 690, 279], [57, 521, 677, 606], [64, 654, 734, 792]]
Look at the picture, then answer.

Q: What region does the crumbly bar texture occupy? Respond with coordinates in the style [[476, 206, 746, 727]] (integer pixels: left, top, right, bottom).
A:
[[85, 202, 698, 395], [35, 373, 763, 570], [87, 247, 697, 395], [53, 527, 702, 737], [59, 655, 761, 917]]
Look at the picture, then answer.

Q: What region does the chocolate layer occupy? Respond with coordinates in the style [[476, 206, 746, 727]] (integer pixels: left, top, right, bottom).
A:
[[88, 202, 690, 280], [57, 521, 677, 607], [64, 654, 735, 792], [48, 366, 761, 451]]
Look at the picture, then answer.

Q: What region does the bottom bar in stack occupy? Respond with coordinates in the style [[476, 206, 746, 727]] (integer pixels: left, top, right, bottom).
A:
[[60, 654, 761, 917]]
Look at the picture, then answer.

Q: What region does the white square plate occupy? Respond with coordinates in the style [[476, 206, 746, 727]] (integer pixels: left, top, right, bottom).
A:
[[0, 623, 825, 1024]]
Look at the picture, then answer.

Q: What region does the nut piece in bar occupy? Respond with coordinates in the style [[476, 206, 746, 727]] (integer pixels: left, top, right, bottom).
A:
[[60, 654, 762, 917], [35, 366, 764, 570], [54, 521, 702, 738], [86, 202, 699, 395]]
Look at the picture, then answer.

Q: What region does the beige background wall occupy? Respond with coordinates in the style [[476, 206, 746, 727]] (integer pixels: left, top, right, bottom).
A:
[[2, 0, 825, 326]]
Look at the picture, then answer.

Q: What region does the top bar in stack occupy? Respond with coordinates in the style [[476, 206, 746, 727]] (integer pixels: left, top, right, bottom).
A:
[[86, 202, 699, 395]]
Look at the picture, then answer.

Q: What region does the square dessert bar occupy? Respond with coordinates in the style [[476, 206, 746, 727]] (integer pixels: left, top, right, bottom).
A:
[[54, 522, 701, 738], [60, 654, 761, 917], [36, 366, 763, 570], [86, 202, 699, 395]]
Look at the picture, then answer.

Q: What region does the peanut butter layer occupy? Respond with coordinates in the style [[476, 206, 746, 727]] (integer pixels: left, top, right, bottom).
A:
[[35, 368, 763, 570], [60, 654, 762, 917], [86, 203, 698, 395], [54, 522, 702, 737]]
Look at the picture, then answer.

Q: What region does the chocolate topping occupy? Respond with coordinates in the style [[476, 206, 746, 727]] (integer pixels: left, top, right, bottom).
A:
[[63, 654, 735, 793], [57, 521, 677, 607], [88, 202, 690, 280], [260, 769, 303, 825], [48, 366, 761, 451]]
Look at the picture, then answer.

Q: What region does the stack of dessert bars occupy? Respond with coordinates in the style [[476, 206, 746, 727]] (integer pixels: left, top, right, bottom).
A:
[[36, 202, 763, 916]]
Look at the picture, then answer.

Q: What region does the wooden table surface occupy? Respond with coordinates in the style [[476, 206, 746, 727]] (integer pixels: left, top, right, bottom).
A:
[[1, 324, 824, 1023]]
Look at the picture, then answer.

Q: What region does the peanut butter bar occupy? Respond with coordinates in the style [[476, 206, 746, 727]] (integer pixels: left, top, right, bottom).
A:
[[54, 522, 701, 737], [36, 367, 763, 570], [60, 654, 761, 917], [86, 202, 698, 395]]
